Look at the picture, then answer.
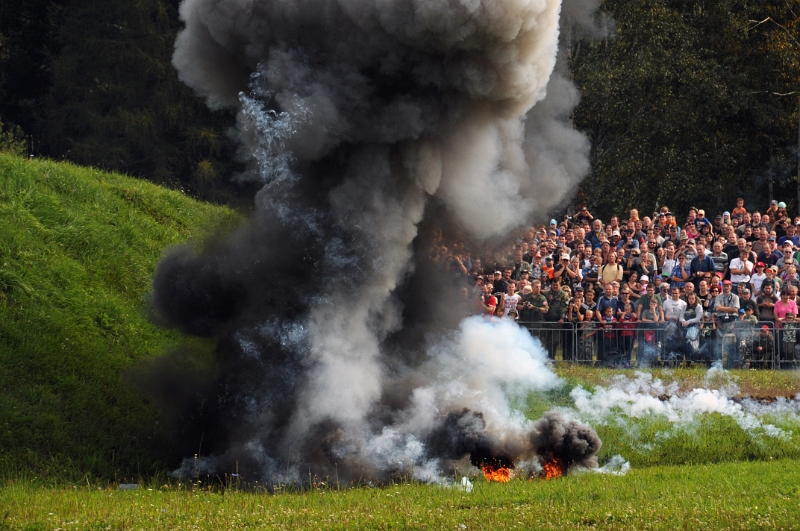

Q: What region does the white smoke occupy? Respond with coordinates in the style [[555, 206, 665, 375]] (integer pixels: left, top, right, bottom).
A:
[[569, 368, 800, 442]]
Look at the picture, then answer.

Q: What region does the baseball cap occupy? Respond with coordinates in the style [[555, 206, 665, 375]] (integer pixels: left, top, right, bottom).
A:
[[680, 233, 688, 240], [550, 219, 557, 225], [723, 211, 730, 216], [768, 235, 776, 241], [771, 200, 778, 205], [762, 325, 770, 330], [561, 254, 570, 260], [779, 201, 787, 208], [738, 308, 746, 313], [723, 280, 732, 285], [756, 262, 765, 267], [612, 230, 620, 236], [641, 275, 649, 282]]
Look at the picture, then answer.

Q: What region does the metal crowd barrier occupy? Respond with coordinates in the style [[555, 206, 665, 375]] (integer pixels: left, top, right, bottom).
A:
[[516, 320, 780, 369]]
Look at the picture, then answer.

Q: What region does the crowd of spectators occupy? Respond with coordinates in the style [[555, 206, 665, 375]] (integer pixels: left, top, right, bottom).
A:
[[441, 200, 800, 368]]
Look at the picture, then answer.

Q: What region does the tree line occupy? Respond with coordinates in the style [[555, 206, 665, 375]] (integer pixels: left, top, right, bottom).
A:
[[1, 0, 799, 214]]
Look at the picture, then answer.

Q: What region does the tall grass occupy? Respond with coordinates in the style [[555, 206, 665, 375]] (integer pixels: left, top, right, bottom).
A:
[[0, 154, 241, 479]]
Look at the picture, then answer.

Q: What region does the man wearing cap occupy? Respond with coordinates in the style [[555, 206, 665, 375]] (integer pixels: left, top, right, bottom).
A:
[[776, 201, 789, 222], [549, 219, 561, 237], [492, 270, 508, 297], [766, 200, 780, 221], [713, 215, 724, 233], [739, 287, 759, 319]]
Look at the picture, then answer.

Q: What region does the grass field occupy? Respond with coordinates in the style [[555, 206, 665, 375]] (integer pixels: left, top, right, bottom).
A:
[[2, 153, 800, 528], [0, 154, 241, 479], [2, 459, 798, 530]]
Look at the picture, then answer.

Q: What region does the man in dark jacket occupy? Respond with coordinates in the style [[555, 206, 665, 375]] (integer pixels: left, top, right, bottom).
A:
[[690, 243, 716, 291]]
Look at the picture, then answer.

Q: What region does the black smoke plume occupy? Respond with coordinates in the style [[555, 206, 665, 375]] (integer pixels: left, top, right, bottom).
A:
[[145, 0, 606, 485]]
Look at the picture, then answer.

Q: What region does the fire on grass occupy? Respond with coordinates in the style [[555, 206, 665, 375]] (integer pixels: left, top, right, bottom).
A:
[[479, 456, 565, 482]]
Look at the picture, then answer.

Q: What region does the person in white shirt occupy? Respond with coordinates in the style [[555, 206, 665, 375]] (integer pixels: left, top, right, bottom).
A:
[[750, 262, 767, 297], [663, 286, 687, 323], [728, 253, 753, 292], [500, 282, 521, 317]]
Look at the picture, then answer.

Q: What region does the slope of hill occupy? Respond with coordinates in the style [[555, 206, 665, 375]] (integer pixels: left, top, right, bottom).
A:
[[0, 154, 242, 479]]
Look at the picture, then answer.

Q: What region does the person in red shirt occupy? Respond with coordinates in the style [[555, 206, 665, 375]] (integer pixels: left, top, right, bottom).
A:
[[618, 302, 637, 368]]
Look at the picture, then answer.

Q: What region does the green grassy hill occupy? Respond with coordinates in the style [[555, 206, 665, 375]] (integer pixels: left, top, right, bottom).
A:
[[0, 154, 242, 479]]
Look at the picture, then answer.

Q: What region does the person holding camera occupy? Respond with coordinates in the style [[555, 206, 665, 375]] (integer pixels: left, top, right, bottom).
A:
[[715, 280, 740, 334]]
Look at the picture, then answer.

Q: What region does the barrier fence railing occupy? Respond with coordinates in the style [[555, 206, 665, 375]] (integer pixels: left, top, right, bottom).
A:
[[517, 320, 783, 369]]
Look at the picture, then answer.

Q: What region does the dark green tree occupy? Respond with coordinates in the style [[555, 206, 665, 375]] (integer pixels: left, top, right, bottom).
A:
[[40, 0, 239, 199], [571, 0, 800, 219]]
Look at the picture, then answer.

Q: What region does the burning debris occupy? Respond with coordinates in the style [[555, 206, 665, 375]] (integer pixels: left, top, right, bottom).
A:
[[145, 0, 604, 486], [426, 409, 601, 483]]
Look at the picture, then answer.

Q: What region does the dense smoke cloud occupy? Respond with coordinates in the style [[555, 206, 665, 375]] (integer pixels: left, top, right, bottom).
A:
[[149, 0, 602, 485]]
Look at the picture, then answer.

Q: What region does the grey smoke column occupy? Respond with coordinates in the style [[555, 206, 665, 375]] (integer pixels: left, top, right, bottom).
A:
[[151, 0, 598, 484]]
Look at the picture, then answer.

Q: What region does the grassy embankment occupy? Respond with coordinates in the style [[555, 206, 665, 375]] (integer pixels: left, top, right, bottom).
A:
[[0, 153, 242, 480]]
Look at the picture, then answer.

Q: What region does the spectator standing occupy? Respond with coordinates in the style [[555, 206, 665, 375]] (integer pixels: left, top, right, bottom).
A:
[[662, 243, 678, 278], [599, 253, 624, 288], [543, 278, 569, 359], [492, 270, 508, 297], [670, 255, 691, 288], [500, 282, 521, 317], [511, 249, 533, 280], [682, 292, 704, 353], [715, 280, 740, 324], [728, 252, 753, 293], [750, 262, 767, 296], [663, 286, 687, 323], [739, 287, 759, 319], [518, 280, 548, 322], [757, 283, 778, 323], [690, 244, 715, 291], [618, 302, 637, 367]]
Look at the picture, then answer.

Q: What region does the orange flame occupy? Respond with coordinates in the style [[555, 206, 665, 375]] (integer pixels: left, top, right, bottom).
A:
[[541, 457, 564, 480], [480, 464, 513, 482]]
